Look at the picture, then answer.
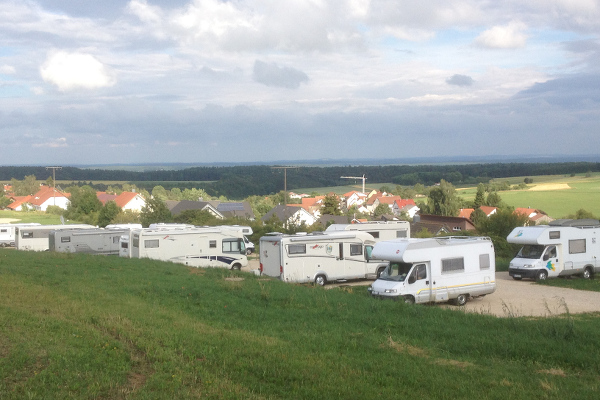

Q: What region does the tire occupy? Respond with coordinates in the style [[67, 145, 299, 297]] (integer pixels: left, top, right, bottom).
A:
[[582, 267, 593, 280], [231, 264, 241, 271], [403, 296, 415, 304], [315, 274, 326, 286], [454, 294, 468, 306], [536, 270, 548, 281], [246, 249, 252, 256], [512, 276, 522, 281]]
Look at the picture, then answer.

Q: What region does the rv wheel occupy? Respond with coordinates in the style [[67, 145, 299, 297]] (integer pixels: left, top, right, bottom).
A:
[[246, 249, 252, 255], [536, 270, 548, 281], [403, 296, 415, 304], [231, 264, 241, 271], [314, 275, 326, 286], [582, 267, 593, 280], [455, 294, 468, 306]]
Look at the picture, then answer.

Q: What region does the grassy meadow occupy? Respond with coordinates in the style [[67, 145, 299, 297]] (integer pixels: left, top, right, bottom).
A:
[[1, 249, 600, 399]]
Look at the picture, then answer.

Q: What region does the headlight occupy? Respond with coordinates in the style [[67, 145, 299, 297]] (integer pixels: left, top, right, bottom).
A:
[[523, 264, 533, 268], [384, 289, 397, 294]]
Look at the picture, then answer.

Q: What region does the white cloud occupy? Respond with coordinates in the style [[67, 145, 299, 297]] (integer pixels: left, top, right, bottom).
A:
[[474, 21, 528, 49], [0, 64, 16, 74], [40, 51, 115, 91]]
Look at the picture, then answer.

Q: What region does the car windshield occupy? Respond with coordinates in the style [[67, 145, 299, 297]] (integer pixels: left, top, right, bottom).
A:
[[379, 262, 413, 282], [516, 245, 545, 259]]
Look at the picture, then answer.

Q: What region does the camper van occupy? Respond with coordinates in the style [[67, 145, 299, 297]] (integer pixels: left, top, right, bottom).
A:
[[368, 237, 496, 305], [49, 228, 131, 255], [15, 224, 97, 251], [0, 223, 41, 247], [325, 220, 410, 241], [129, 227, 248, 269], [259, 231, 388, 285], [507, 219, 600, 281], [214, 225, 255, 254]]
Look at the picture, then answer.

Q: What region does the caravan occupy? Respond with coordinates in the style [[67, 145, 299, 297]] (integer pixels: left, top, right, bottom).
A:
[[368, 237, 496, 305], [325, 220, 410, 240], [15, 224, 97, 251], [0, 223, 41, 247], [507, 219, 600, 281], [50, 228, 132, 255], [129, 227, 248, 269], [259, 231, 388, 285]]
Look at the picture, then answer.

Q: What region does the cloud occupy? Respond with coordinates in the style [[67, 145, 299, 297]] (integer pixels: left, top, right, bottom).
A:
[[446, 74, 474, 87], [0, 65, 16, 74], [40, 51, 115, 91], [475, 21, 528, 49], [252, 60, 309, 89]]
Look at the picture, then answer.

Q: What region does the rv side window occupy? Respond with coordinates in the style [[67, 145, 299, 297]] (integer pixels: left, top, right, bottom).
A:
[[549, 231, 560, 239], [396, 230, 407, 238], [22, 231, 34, 238], [113, 237, 120, 244], [287, 244, 306, 255], [121, 242, 128, 249], [61, 236, 71, 243], [1, 229, 7, 233], [209, 240, 217, 248], [569, 239, 586, 254], [145, 240, 159, 248], [350, 244, 362, 256], [133, 237, 139, 248], [222, 239, 241, 253], [415, 264, 427, 280], [367, 231, 380, 239], [442, 257, 464, 273], [479, 254, 490, 270]]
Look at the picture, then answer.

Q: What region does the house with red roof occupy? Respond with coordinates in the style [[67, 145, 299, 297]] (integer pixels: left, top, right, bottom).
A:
[[392, 199, 420, 218], [114, 192, 146, 212], [343, 190, 367, 209], [9, 186, 71, 211], [514, 208, 552, 225]]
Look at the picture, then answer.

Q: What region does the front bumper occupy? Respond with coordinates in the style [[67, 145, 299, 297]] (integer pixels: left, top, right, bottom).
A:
[[509, 268, 539, 279]]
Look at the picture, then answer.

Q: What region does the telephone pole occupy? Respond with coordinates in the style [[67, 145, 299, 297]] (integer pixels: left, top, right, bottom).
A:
[[271, 166, 297, 205], [46, 166, 62, 206]]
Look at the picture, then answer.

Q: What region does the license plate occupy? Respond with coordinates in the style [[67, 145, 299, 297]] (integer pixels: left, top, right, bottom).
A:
[[514, 274, 521, 278], [372, 291, 379, 295]]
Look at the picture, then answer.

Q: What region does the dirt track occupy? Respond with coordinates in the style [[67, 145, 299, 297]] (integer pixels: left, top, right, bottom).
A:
[[246, 259, 600, 318]]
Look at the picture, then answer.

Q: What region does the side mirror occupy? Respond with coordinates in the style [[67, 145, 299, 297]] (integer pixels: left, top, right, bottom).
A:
[[543, 254, 549, 261], [408, 275, 416, 284]]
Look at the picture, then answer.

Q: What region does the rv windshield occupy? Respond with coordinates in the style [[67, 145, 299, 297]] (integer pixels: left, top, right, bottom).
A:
[[379, 262, 412, 282], [515, 245, 545, 259]]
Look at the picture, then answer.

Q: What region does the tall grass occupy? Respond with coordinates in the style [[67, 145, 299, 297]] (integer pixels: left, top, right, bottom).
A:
[[1, 249, 599, 399]]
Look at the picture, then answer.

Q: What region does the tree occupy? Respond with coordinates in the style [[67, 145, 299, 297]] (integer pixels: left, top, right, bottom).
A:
[[173, 209, 219, 226], [140, 198, 172, 227], [473, 184, 486, 209], [65, 185, 102, 224], [97, 201, 121, 227], [373, 203, 391, 218], [320, 194, 341, 216], [485, 191, 503, 208], [425, 180, 460, 216], [470, 207, 487, 227], [11, 175, 39, 196], [476, 208, 529, 258], [151, 186, 169, 202]]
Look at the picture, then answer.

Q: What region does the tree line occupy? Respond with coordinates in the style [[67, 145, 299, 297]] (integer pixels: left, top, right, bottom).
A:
[[2, 162, 599, 199]]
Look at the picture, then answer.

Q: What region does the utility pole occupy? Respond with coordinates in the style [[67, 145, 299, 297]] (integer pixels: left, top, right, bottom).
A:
[[340, 174, 367, 194], [46, 166, 62, 206], [271, 166, 297, 205]]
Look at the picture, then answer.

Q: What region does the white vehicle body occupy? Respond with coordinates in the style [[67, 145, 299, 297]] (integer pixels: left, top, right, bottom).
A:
[[0, 223, 41, 247], [129, 227, 248, 269], [49, 228, 130, 255], [259, 231, 388, 285], [211, 225, 255, 254], [368, 237, 496, 305], [15, 224, 97, 251], [507, 219, 600, 281], [325, 220, 410, 240]]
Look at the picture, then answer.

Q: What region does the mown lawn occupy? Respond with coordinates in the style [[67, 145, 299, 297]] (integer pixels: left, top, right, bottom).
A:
[[1, 249, 599, 399]]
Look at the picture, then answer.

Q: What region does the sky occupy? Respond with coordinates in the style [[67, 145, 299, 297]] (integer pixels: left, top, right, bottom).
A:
[[1, 0, 600, 166]]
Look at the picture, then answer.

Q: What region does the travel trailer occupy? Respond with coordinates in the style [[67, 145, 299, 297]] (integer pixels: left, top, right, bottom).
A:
[[368, 237, 496, 305], [49, 228, 132, 255], [259, 231, 388, 285], [0, 223, 41, 247], [15, 224, 97, 251], [507, 219, 600, 281], [325, 220, 410, 240], [128, 227, 248, 269]]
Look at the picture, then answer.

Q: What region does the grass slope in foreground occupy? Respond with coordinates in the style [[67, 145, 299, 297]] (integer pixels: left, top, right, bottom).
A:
[[1, 250, 599, 399]]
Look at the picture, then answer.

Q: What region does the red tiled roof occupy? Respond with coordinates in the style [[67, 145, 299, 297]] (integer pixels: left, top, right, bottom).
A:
[[114, 192, 140, 208], [479, 206, 497, 216], [29, 186, 70, 207], [97, 192, 118, 205], [458, 208, 474, 219]]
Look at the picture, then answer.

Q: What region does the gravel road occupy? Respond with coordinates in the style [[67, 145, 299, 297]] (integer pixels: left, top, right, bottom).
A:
[[246, 259, 600, 318]]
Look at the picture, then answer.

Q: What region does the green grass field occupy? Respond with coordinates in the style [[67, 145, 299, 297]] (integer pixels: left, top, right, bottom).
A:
[[1, 250, 599, 399]]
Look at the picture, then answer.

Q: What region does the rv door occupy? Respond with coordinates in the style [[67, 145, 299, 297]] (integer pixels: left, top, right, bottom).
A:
[[407, 263, 432, 303]]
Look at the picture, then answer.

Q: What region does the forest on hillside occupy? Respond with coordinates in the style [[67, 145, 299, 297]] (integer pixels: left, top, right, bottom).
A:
[[1, 162, 599, 199]]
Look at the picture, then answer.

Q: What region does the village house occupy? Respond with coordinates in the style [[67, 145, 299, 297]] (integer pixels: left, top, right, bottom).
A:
[[8, 186, 70, 211], [411, 214, 476, 236], [261, 205, 317, 227], [97, 191, 146, 213]]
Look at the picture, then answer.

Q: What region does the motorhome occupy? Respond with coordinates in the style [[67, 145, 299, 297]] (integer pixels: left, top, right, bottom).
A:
[[128, 227, 248, 269], [325, 220, 410, 240], [507, 219, 600, 281], [49, 228, 132, 255], [368, 237, 496, 305], [259, 231, 388, 285], [214, 225, 255, 254], [119, 223, 195, 258], [0, 223, 41, 247], [15, 224, 97, 251]]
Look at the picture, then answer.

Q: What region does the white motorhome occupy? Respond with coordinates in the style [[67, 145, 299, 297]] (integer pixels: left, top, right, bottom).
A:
[[259, 231, 388, 285], [0, 223, 41, 247], [129, 227, 248, 269], [368, 237, 496, 305], [119, 223, 195, 258], [49, 228, 131, 255], [325, 220, 410, 241], [15, 224, 97, 251], [214, 225, 255, 254], [507, 219, 600, 281]]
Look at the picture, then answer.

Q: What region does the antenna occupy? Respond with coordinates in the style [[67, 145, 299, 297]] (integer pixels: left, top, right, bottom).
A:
[[340, 174, 366, 194], [46, 166, 62, 207]]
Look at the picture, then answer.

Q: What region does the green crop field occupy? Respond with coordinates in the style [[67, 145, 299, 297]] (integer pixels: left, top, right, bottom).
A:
[[1, 250, 599, 399]]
